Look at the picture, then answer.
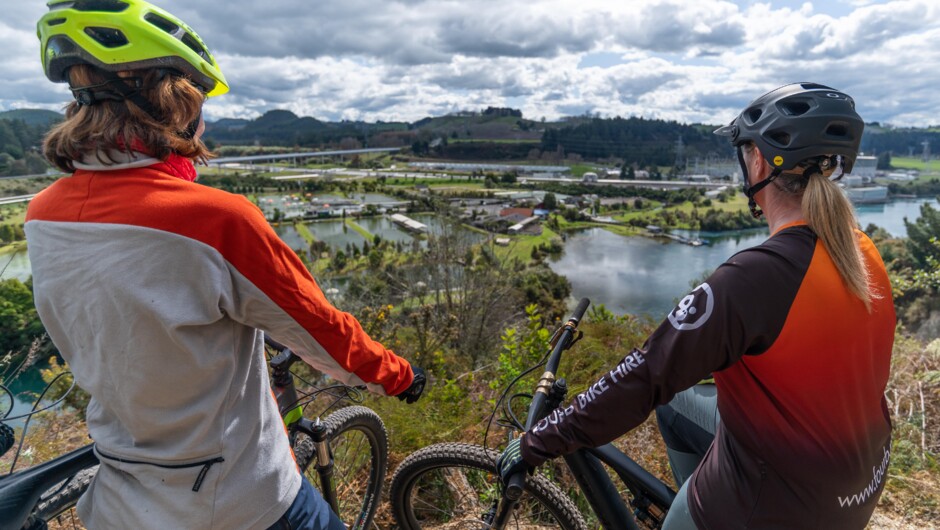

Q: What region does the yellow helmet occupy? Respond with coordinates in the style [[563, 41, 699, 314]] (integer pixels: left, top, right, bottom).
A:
[[38, 0, 228, 97]]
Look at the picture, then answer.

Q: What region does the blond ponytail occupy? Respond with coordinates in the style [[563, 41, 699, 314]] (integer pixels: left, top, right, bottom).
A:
[[802, 176, 878, 310]]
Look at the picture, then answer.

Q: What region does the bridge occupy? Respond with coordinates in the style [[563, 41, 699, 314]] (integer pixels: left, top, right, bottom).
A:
[[0, 194, 36, 205], [210, 147, 402, 167], [522, 176, 730, 190]]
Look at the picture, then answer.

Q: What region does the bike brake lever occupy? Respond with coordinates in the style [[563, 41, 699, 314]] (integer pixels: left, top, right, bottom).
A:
[[566, 330, 584, 350]]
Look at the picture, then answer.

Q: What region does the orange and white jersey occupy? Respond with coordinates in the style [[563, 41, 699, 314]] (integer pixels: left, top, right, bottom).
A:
[[26, 157, 413, 529]]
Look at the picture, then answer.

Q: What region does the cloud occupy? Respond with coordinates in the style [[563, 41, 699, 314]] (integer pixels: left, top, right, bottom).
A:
[[5, 0, 940, 127]]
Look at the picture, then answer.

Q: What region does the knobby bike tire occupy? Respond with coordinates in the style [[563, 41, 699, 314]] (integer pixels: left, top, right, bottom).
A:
[[29, 465, 98, 529], [390, 442, 588, 530], [292, 405, 387, 530]]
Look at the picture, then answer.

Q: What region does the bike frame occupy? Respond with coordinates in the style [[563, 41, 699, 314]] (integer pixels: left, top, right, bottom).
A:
[[560, 439, 676, 529], [265, 335, 342, 514], [497, 299, 676, 530]]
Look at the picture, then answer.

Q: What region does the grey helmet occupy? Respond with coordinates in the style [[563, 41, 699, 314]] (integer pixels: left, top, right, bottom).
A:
[[715, 82, 865, 217]]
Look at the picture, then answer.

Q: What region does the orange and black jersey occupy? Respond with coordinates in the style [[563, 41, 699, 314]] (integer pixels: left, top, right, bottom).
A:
[[520, 223, 895, 529]]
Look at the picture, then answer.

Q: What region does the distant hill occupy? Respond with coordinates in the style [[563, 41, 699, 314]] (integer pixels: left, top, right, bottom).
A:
[[540, 116, 729, 167], [211, 117, 250, 131], [860, 124, 940, 158], [204, 110, 409, 147], [202, 107, 940, 165], [408, 107, 544, 142], [0, 109, 63, 127]]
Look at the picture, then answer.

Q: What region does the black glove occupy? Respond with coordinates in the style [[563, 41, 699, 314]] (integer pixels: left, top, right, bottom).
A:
[[496, 436, 533, 484], [396, 366, 426, 404]]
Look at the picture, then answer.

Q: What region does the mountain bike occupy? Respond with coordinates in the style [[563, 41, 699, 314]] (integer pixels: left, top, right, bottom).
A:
[[0, 334, 387, 530], [390, 298, 677, 530]]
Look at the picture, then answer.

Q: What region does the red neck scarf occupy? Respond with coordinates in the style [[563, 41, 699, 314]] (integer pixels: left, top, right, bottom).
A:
[[149, 152, 198, 182], [119, 139, 199, 183]]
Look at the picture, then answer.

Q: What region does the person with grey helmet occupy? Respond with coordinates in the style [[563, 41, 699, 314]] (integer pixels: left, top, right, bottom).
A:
[[498, 83, 895, 528]]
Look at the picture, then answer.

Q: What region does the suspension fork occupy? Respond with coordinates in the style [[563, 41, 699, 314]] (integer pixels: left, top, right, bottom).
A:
[[296, 417, 339, 514], [490, 378, 569, 528]]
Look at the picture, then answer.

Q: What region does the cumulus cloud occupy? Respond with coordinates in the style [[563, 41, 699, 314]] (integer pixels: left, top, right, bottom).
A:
[[4, 0, 940, 126]]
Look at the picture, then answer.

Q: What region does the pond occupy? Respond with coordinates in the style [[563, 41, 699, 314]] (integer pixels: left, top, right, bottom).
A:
[[0, 248, 31, 282]]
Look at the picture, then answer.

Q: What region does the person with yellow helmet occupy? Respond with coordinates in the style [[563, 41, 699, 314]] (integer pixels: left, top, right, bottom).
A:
[[29, 1, 425, 529]]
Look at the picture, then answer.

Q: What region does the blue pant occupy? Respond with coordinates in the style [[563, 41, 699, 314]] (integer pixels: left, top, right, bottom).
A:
[[266, 476, 345, 530]]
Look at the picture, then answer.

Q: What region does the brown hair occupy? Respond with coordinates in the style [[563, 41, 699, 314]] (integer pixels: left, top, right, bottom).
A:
[[43, 65, 212, 172]]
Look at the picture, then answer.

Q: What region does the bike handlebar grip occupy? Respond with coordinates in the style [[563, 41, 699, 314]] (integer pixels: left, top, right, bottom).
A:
[[571, 298, 590, 324], [263, 334, 288, 352], [505, 473, 525, 501]]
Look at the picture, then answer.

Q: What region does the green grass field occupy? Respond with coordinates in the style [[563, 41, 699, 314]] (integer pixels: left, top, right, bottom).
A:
[[889, 156, 940, 173], [491, 225, 563, 262], [344, 219, 373, 240], [1, 203, 28, 225]]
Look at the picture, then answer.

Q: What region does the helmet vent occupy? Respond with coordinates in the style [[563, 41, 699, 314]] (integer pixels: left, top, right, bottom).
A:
[[144, 12, 179, 35], [84, 27, 129, 48], [778, 100, 811, 116], [46, 18, 68, 26], [70, 0, 129, 12], [181, 34, 210, 62], [799, 82, 830, 91], [745, 108, 763, 124], [826, 123, 849, 138], [48, 2, 76, 11], [767, 131, 792, 147]]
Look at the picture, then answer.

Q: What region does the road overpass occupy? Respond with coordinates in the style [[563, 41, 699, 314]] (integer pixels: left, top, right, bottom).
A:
[[0, 194, 36, 205], [523, 176, 730, 190], [210, 147, 402, 167]]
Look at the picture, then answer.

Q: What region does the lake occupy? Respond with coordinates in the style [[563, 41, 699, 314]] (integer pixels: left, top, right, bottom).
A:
[[547, 197, 940, 319]]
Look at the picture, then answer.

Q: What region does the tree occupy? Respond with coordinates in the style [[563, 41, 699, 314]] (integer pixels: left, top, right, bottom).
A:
[[500, 171, 517, 184], [877, 151, 892, 170], [905, 203, 940, 267], [0, 278, 45, 356], [0, 153, 13, 175], [332, 250, 348, 270], [0, 224, 15, 244], [367, 249, 383, 268], [542, 192, 557, 211]]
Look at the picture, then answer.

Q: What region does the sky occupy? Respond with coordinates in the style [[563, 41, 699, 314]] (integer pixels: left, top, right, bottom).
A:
[[3, 0, 939, 126]]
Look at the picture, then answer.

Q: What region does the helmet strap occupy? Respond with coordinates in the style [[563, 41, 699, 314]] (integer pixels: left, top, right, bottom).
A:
[[69, 69, 162, 123], [737, 145, 782, 219], [179, 109, 202, 140]]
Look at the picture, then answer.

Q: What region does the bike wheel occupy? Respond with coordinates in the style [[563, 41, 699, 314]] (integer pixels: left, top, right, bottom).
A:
[[390, 442, 588, 530], [30, 465, 98, 529], [292, 405, 387, 530]]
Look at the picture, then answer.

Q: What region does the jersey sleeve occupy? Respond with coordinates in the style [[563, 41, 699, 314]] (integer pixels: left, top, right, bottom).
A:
[[209, 195, 414, 397], [520, 238, 810, 465]]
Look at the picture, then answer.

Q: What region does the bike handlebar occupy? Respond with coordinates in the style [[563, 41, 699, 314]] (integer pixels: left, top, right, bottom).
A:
[[570, 297, 590, 325], [263, 334, 288, 352], [505, 298, 590, 501]]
